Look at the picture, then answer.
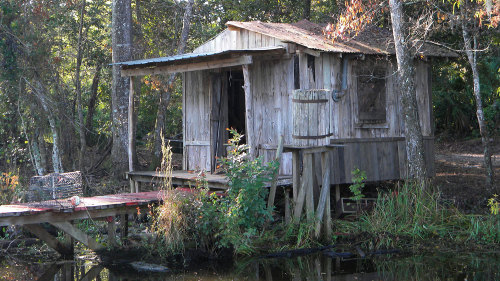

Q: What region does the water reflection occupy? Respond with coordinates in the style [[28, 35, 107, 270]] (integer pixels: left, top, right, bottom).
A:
[[1, 252, 499, 280]]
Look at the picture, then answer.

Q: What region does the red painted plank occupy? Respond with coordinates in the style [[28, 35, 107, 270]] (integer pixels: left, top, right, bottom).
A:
[[0, 191, 162, 219]]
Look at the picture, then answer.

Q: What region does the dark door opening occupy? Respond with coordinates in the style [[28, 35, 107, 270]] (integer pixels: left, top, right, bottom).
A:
[[227, 70, 246, 143]]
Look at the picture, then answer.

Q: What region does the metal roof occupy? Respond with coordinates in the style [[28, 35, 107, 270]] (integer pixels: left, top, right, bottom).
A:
[[115, 46, 285, 69], [226, 20, 458, 57]]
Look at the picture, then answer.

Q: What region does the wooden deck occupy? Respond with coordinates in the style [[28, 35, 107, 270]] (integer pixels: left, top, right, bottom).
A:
[[0, 191, 162, 257], [0, 191, 161, 227], [125, 170, 292, 192]]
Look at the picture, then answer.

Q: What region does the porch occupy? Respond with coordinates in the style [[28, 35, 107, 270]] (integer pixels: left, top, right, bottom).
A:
[[125, 170, 293, 193]]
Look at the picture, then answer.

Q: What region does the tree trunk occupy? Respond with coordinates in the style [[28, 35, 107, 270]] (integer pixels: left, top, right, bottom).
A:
[[461, 7, 494, 189], [85, 63, 102, 145], [388, 0, 426, 183], [152, 0, 194, 166], [38, 129, 48, 174], [33, 81, 64, 173], [303, 0, 311, 20], [111, 0, 132, 178], [31, 130, 45, 176], [75, 0, 87, 172]]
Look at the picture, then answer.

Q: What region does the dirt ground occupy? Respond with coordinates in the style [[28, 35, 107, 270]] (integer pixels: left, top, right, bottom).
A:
[[432, 138, 500, 213]]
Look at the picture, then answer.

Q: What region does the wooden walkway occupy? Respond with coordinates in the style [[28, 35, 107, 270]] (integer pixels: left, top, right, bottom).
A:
[[0, 191, 162, 257], [0, 191, 161, 226]]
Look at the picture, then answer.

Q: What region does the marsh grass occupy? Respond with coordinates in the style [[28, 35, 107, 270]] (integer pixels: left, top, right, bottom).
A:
[[336, 180, 500, 249]]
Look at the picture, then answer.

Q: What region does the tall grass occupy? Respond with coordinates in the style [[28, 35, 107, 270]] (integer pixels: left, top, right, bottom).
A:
[[337, 180, 500, 249], [150, 136, 195, 255]]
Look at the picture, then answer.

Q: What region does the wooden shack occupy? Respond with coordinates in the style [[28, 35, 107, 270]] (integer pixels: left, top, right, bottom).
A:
[[118, 20, 456, 185]]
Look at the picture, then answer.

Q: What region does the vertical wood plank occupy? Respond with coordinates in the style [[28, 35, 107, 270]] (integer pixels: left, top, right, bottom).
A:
[[292, 150, 300, 200], [242, 65, 255, 158], [315, 151, 331, 238], [285, 187, 291, 224], [305, 154, 314, 220]]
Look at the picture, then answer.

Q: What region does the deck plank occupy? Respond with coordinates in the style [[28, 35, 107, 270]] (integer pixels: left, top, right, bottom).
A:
[[0, 191, 162, 226]]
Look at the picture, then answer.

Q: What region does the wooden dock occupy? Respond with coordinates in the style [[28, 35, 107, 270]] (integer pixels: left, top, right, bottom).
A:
[[0, 192, 161, 257]]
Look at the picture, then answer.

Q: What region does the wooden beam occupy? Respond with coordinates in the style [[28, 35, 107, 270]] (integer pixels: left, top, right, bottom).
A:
[[284, 187, 291, 224], [80, 266, 104, 281], [128, 77, 135, 171], [121, 56, 253, 77], [51, 221, 104, 251], [242, 64, 256, 158], [267, 135, 284, 211], [24, 224, 74, 257], [292, 151, 300, 201], [315, 152, 331, 238], [107, 216, 117, 247], [297, 46, 321, 57], [305, 154, 314, 220]]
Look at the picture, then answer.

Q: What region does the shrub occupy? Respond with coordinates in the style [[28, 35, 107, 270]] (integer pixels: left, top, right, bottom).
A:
[[216, 129, 276, 253]]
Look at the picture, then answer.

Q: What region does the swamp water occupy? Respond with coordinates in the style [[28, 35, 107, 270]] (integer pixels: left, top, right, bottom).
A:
[[1, 252, 499, 280]]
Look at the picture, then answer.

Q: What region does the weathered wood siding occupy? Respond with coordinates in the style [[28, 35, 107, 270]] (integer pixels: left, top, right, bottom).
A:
[[249, 58, 294, 175], [329, 137, 434, 183], [183, 71, 212, 171], [193, 29, 289, 53]]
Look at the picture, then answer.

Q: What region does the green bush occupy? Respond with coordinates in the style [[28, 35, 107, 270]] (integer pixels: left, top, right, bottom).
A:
[[216, 129, 276, 253], [151, 130, 277, 256]]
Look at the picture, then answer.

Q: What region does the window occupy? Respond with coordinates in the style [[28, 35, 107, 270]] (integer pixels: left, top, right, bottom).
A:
[[356, 63, 387, 124]]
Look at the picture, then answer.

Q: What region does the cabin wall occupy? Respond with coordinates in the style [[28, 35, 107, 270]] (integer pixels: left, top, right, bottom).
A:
[[245, 53, 434, 182]]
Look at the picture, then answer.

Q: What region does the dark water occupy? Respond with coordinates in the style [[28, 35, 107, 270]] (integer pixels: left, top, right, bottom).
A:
[[1, 252, 499, 281]]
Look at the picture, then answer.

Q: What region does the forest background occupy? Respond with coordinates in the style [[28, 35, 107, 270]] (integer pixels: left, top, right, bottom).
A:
[[0, 0, 498, 194]]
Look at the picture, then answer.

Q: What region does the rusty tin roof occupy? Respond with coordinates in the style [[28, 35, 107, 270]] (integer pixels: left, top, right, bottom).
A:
[[226, 20, 457, 57]]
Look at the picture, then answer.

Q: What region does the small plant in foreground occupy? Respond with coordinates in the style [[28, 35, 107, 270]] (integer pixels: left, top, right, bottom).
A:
[[349, 168, 366, 201], [487, 194, 499, 215]]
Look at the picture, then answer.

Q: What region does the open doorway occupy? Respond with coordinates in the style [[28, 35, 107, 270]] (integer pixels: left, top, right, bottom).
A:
[[226, 69, 246, 143]]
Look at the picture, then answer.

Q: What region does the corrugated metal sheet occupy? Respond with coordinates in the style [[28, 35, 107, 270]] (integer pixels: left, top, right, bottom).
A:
[[226, 20, 457, 57], [115, 46, 285, 67]]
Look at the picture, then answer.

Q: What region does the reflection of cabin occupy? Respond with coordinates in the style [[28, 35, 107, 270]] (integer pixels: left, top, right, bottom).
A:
[[118, 20, 456, 186]]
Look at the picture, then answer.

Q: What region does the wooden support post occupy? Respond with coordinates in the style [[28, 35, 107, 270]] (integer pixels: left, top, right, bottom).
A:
[[24, 224, 74, 258], [128, 77, 135, 172], [292, 150, 300, 201], [63, 262, 73, 280], [284, 187, 291, 224], [242, 64, 255, 158], [267, 135, 284, 211], [129, 178, 135, 193], [324, 187, 332, 241], [80, 266, 104, 281], [315, 152, 331, 238], [134, 180, 140, 193], [305, 154, 314, 220], [37, 264, 62, 281], [335, 184, 341, 217], [293, 163, 309, 220], [107, 216, 117, 248], [121, 214, 129, 239], [51, 221, 104, 252]]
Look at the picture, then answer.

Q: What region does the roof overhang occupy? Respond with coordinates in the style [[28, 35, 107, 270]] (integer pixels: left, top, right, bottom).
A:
[[116, 47, 286, 77]]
